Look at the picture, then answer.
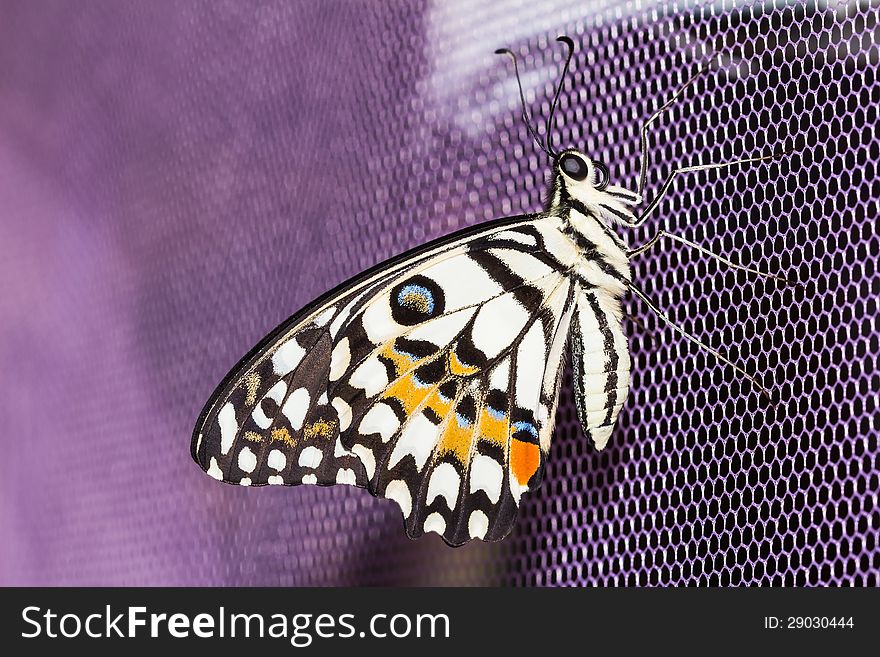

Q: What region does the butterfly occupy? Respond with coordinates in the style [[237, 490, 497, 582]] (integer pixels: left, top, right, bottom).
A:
[[191, 37, 788, 546]]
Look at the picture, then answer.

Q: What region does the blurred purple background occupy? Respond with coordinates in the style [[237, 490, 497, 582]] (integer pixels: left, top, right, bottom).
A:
[[1, 0, 877, 586]]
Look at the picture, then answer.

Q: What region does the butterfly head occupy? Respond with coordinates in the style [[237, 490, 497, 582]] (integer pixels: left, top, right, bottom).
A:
[[496, 38, 640, 223], [552, 149, 640, 223], [556, 150, 609, 192]]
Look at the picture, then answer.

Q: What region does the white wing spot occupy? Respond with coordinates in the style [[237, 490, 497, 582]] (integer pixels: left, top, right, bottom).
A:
[[267, 449, 287, 471], [335, 468, 358, 485], [331, 397, 353, 431], [300, 474, 316, 485], [298, 445, 323, 469], [489, 358, 510, 390], [423, 512, 447, 536], [329, 337, 351, 381], [418, 255, 501, 312], [252, 380, 288, 430], [492, 247, 554, 280], [272, 339, 305, 376], [329, 294, 361, 337], [388, 414, 440, 471], [361, 296, 397, 344], [268, 475, 285, 485], [358, 403, 400, 443], [384, 479, 412, 518], [471, 294, 530, 360], [239, 477, 252, 486], [492, 229, 537, 246], [427, 462, 461, 509], [334, 436, 354, 458], [470, 453, 503, 504], [207, 457, 223, 480], [218, 403, 238, 455], [313, 306, 336, 327], [405, 306, 476, 346], [281, 387, 310, 430], [468, 510, 489, 539], [237, 446, 257, 474], [515, 321, 546, 406], [349, 357, 389, 397], [351, 444, 376, 479], [538, 403, 550, 425]]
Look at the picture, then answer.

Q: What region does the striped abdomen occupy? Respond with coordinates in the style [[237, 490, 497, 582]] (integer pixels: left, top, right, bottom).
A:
[[568, 286, 631, 450]]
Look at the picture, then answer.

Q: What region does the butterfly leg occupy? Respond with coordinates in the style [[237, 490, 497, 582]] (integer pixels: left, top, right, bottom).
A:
[[628, 152, 787, 228], [636, 63, 712, 198], [623, 306, 657, 351], [627, 282, 775, 401], [627, 229, 796, 284]]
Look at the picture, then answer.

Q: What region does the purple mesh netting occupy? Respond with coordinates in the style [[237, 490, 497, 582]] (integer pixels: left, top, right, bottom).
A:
[[0, 0, 877, 586]]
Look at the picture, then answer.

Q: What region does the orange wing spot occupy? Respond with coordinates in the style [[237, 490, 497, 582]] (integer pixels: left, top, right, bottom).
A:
[[270, 426, 296, 447], [510, 439, 540, 487], [380, 343, 416, 377], [424, 388, 453, 420], [243, 372, 261, 405], [304, 418, 336, 441], [435, 412, 475, 464], [448, 349, 480, 377], [383, 373, 434, 415], [476, 408, 507, 448], [244, 431, 264, 443]]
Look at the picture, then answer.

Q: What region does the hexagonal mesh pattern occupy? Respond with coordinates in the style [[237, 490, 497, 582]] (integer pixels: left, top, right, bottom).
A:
[[0, 0, 876, 586], [498, 0, 880, 586]]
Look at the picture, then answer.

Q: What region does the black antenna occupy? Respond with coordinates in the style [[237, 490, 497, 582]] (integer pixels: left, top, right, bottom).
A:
[[495, 36, 577, 160], [494, 46, 550, 157], [546, 36, 575, 158]]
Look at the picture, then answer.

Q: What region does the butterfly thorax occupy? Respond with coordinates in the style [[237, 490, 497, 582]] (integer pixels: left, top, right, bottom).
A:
[[542, 151, 639, 301], [549, 197, 632, 301]]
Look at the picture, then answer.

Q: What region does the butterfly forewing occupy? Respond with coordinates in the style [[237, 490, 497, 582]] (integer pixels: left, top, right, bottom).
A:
[[192, 280, 388, 490]]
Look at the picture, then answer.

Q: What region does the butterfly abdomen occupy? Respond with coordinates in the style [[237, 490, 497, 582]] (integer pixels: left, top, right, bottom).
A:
[[568, 284, 631, 451]]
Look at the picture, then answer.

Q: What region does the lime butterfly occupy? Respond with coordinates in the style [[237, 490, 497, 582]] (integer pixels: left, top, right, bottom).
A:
[[192, 37, 788, 546]]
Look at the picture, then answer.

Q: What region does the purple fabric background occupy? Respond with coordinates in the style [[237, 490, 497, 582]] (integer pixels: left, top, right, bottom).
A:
[[1, 0, 877, 586]]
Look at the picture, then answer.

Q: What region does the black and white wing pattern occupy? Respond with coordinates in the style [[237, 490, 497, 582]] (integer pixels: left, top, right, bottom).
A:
[[192, 214, 585, 545]]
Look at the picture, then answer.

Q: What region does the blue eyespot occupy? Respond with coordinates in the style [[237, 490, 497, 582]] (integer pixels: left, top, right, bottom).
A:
[[390, 276, 445, 326], [397, 284, 434, 313], [512, 421, 538, 438], [488, 406, 506, 420]]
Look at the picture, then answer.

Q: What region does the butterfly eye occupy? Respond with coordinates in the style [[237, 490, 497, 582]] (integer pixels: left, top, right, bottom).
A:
[[593, 160, 610, 191], [559, 153, 588, 181]]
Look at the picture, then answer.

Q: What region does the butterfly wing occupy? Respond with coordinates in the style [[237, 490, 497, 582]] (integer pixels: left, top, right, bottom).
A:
[[191, 218, 522, 490], [192, 213, 584, 544], [568, 289, 631, 451]]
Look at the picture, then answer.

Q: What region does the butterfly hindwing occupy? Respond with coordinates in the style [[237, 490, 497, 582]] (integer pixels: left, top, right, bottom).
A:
[[335, 248, 579, 544], [192, 214, 586, 544]]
